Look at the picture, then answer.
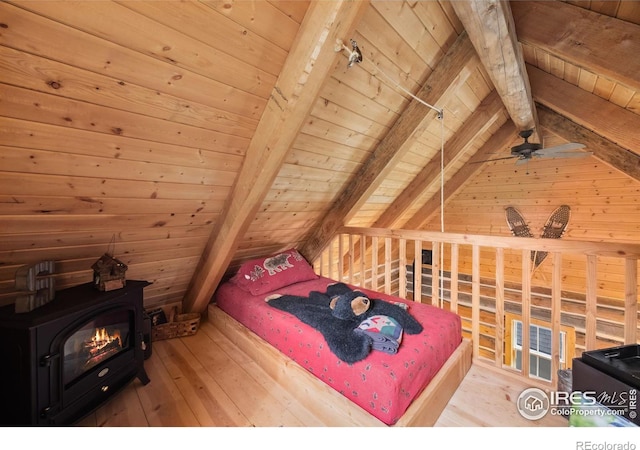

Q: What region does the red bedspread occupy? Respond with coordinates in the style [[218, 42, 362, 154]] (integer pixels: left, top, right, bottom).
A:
[[213, 276, 462, 425]]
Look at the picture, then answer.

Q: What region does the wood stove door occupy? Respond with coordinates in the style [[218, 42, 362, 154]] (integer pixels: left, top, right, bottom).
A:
[[38, 303, 138, 424]]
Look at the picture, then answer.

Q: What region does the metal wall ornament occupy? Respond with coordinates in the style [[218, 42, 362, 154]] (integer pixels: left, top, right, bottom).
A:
[[505, 205, 571, 274]]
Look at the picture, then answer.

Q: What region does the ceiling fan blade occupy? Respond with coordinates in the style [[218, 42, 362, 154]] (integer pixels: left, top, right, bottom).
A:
[[471, 142, 590, 165], [514, 149, 592, 166], [534, 150, 593, 159], [533, 144, 592, 158], [536, 142, 586, 154], [470, 155, 518, 164]]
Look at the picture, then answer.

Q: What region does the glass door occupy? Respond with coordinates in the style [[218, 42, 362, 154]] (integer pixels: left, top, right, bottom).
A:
[[62, 308, 133, 386]]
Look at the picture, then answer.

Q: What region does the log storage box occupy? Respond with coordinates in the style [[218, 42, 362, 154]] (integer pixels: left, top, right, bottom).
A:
[[151, 307, 201, 341]]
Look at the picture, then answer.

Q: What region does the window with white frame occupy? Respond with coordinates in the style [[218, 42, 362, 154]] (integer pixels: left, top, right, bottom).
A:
[[505, 314, 575, 382], [513, 321, 566, 380]]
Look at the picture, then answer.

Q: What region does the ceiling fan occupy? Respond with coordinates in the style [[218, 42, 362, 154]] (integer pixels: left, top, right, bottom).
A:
[[476, 129, 593, 165]]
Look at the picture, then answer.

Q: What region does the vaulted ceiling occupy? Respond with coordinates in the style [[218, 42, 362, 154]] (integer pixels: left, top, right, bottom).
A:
[[183, 0, 640, 313], [1, 1, 639, 313]]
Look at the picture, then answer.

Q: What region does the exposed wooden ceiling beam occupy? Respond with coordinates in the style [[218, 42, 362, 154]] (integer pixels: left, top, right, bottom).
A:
[[402, 120, 517, 230], [339, 90, 506, 269], [182, 0, 369, 313], [373, 89, 504, 229], [451, 0, 539, 141], [537, 105, 640, 182], [512, 1, 640, 92], [299, 31, 478, 262], [529, 65, 640, 157]]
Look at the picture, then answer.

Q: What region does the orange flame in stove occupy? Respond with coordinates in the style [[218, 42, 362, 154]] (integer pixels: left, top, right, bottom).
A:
[[90, 328, 121, 351]]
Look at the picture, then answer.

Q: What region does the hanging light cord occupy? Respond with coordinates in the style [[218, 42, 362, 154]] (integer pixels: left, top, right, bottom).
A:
[[368, 61, 448, 308], [366, 61, 444, 118], [343, 42, 447, 307], [439, 114, 445, 307]]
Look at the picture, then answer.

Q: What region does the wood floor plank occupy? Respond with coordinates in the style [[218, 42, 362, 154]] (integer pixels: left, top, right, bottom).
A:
[[76, 317, 570, 428], [434, 362, 566, 427], [134, 345, 201, 426], [94, 380, 149, 427], [153, 337, 251, 426], [180, 322, 304, 426], [198, 321, 326, 426]]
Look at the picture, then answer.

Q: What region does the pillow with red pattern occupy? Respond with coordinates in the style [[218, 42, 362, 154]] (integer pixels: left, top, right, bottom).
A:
[[230, 249, 318, 295]]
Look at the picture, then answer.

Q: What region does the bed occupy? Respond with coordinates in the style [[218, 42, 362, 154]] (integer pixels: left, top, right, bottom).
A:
[[209, 249, 472, 426]]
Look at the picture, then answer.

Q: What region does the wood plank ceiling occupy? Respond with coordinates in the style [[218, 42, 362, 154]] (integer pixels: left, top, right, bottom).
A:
[[1, 1, 639, 313]]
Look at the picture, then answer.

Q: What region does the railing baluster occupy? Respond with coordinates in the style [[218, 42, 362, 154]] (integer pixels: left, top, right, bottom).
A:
[[348, 234, 354, 285], [585, 255, 598, 351], [360, 235, 365, 287], [450, 243, 459, 313], [551, 252, 562, 388], [414, 240, 422, 303], [472, 245, 480, 359], [495, 247, 505, 368], [521, 249, 531, 379], [399, 239, 407, 299], [432, 241, 440, 307], [338, 234, 344, 283], [624, 258, 638, 345], [384, 237, 392, 295], [371, 236, 378, 291]]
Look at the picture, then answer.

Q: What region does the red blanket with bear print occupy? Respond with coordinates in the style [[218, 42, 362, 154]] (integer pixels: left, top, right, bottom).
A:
[[213, 276, 462, 426]]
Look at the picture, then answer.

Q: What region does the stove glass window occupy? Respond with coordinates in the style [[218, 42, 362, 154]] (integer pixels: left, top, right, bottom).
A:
[[63, 309, 132, 385]]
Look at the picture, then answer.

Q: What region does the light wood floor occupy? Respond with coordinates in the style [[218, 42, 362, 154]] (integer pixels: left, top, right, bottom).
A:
[[76, 318, 567, 427]]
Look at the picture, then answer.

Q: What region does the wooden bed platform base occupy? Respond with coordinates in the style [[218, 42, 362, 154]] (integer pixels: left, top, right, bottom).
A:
[[207, 304, 473, 427]]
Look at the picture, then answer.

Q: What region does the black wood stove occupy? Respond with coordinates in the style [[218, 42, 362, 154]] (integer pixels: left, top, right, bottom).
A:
[[0, 280, 150, 425]]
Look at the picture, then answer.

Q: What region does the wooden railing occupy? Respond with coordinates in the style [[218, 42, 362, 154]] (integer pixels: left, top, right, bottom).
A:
[[313, 226, 640, 387]]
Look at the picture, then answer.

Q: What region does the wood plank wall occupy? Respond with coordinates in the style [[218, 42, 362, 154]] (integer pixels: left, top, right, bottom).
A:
[[1, 0, 638, 316], [0, 1, 307, 309], [230, 1, 465, 269], [425, 155, 640, 287]]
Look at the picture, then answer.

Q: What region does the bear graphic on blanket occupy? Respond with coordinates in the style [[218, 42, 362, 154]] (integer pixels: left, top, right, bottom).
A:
[[265, 282, 423, 364]]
